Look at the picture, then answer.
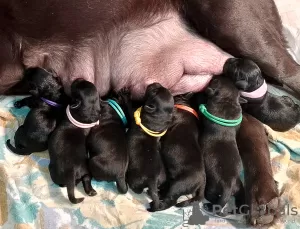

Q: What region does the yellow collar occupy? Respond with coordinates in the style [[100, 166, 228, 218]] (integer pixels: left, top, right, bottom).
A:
[[134, 107, 167, 137]]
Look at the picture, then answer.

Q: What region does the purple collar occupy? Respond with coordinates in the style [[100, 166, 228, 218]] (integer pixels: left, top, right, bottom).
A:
[[40, 97, 63, 108]]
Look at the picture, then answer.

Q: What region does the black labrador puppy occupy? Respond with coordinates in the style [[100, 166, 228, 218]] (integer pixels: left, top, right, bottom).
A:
[[87, 90, 131, 194], [6, 67, 66, 155], [224, 58, 300, 132], [48, 79, 99, 204], [152, 93, 205, 211], [126, 83, 174, 211], [197, 77, 244, 214]]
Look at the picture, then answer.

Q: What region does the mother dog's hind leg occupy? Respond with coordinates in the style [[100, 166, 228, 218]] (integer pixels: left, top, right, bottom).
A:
[[237, 114, 280, 226]]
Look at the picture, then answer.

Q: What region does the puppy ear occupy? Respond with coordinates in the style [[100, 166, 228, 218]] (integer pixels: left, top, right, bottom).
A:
[[239, 97, 248, 104], [55, 76, 62, 84], [205, 87, 215, 97], [205, 78, 220, 97], [223, 58, 238, 75], [48, 69, 58, 76], [183, 92, 194, 100], [117, 88, 131, 104], [235, 80, 248, 90], [99, 98, 106, 109], [70, 99, 81, 109], [29, 84, 39, 97]]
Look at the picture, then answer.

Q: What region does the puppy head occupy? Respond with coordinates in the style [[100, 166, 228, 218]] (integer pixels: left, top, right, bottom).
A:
[[174, 92, 194, 105], [256, 95, 300, 131], [142, 83, 174, 130], [24, 67, 63, 98], [112, 88, 131, 108], [205, 77, 241, 104], [224, 58, 264, 92], [69, 79, 101, 123]]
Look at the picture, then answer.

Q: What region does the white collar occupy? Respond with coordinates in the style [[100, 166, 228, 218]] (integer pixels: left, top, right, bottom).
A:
[[66, 105, 99, 128]]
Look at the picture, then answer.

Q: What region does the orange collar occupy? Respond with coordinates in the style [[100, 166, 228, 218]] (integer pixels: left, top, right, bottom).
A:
[[175, 104, 199, 119]]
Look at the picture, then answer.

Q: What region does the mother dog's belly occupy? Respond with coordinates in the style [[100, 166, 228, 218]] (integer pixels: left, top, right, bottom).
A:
[[23, 12, 230, 98], [110, 13, 222, 98]]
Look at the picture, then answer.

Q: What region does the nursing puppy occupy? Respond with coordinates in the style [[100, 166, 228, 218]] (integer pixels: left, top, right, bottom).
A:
[[237, 114, 279, 226], [198, 77, 244, 214], [6, 67, 66, 155], [152, 93, 205, 212], [224, 58, 300, 132], [126, 83, 174, 211], [87, 90, 131, 194], [48, 79, 99, 204]]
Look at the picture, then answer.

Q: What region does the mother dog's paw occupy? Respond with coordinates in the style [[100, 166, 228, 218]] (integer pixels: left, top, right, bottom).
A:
[[249, 197, 280, 225], [247, 180, 280, 226]]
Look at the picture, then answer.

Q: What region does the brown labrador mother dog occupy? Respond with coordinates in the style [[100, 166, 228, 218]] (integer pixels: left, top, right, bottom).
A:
[[0, 0, 294, 225]]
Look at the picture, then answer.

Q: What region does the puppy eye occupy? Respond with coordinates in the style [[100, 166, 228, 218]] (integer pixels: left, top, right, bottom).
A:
[[70, 99, 81, 109], [282, 96, 294, 106], [146, 104, 155, 109], [144, 104, 156, 112], [29, 83, 35, 89]]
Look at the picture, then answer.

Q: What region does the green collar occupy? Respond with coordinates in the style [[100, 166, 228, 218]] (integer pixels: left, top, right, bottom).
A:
[[199, 104, 242, 127]]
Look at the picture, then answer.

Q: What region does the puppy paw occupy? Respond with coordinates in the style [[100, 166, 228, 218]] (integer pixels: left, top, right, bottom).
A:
[[70, 197, 85, 204], [148, 200, 171, 212], [116, 178, 128, 194], [132, 187, 144, 194], [147, 201, 164, 212], [203, 203, 227, 216], [203, 203, 214, 212], [14, 101, 24, 108], [86, 189, 97, 197]]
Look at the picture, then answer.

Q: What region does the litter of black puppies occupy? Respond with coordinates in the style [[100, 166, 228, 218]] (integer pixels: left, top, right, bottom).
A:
[[6, 64, 291, 224]]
